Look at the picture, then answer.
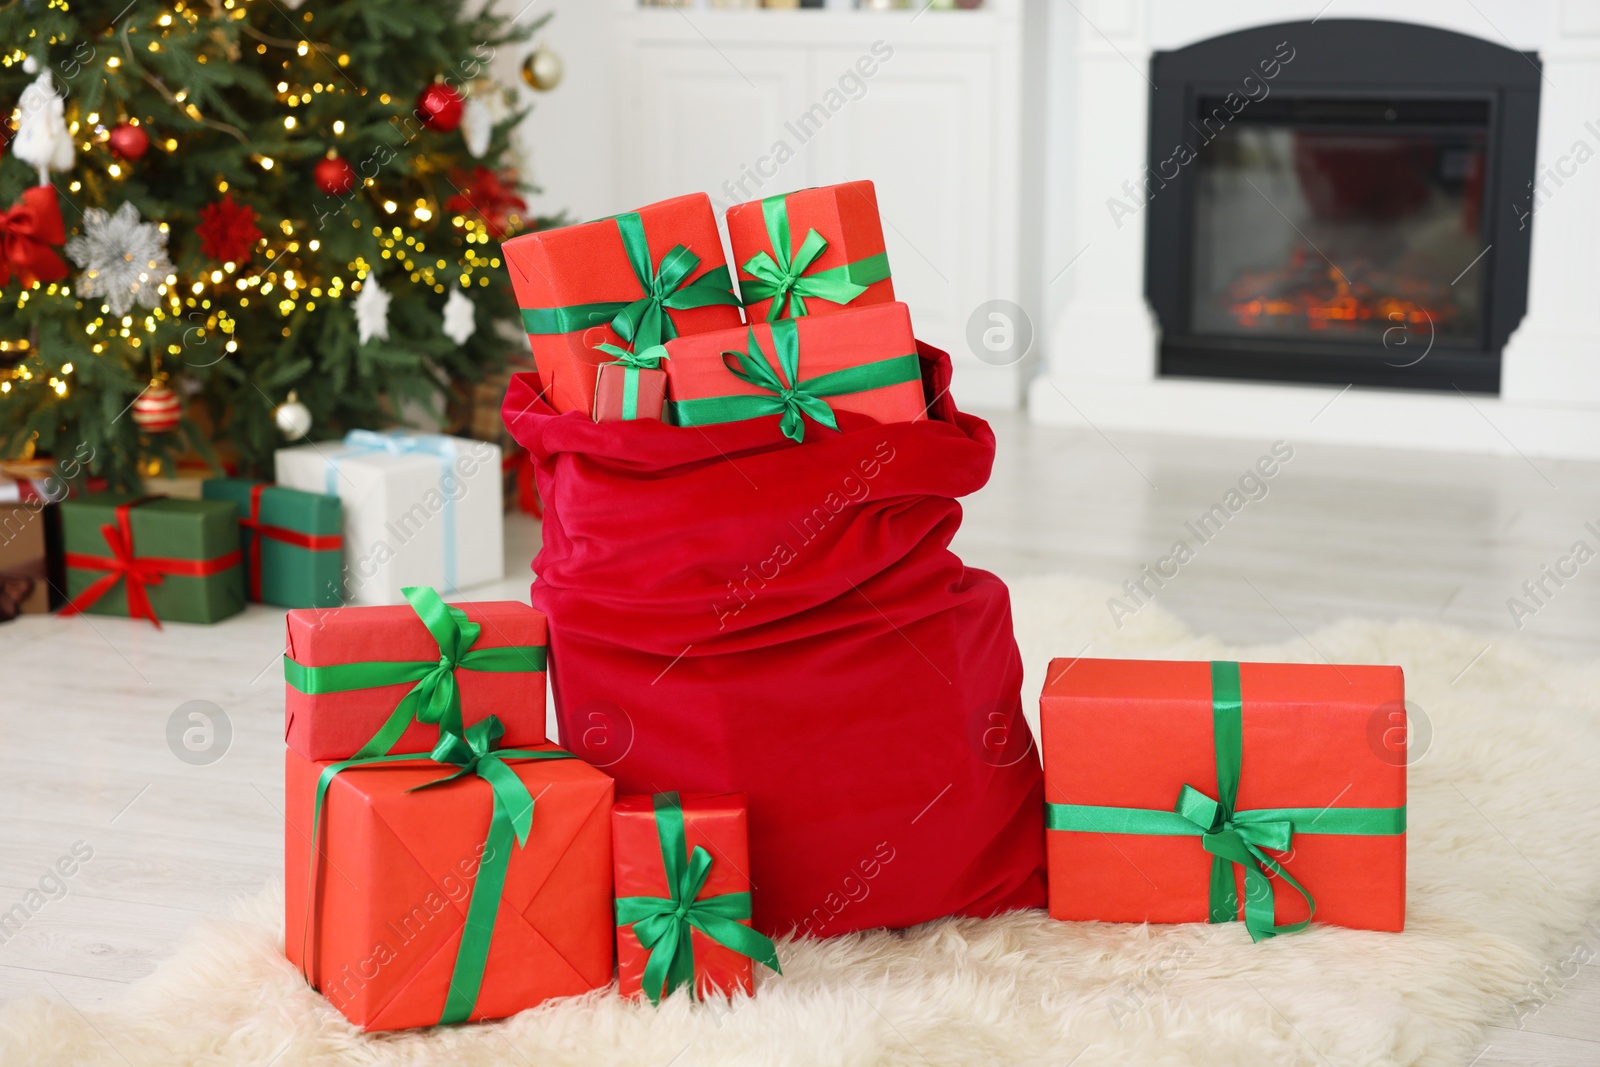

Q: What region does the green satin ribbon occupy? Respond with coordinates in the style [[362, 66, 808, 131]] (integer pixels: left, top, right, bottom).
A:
[[282, 586, 547, 759], [520, 212, 738, 348], [615, 792, 781, 1005], [301, 716, 575, 1024], [595, 342, 668, 422], [1044, 660, 1406, 942], [667, 318, 920, 444], [739, 194, 891, 321]]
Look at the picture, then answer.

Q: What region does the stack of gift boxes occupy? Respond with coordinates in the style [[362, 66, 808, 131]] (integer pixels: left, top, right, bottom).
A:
[[11, 426, 507, 625], [282, 587, 778, 1028], [504, 182, 922, 436], [276, 180, 1408, 1031]]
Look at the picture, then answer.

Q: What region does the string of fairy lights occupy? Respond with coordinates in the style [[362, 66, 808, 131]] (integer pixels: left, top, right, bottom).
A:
[[1, 0, 521, 412]]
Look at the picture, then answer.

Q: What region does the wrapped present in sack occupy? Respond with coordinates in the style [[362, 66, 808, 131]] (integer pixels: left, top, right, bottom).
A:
[[1041, 658, 1407, 938], [502, 192, 743, 417], [501, 342, 1045, 938], [726, 181, 894, 323], [664, 303, 925, 442]]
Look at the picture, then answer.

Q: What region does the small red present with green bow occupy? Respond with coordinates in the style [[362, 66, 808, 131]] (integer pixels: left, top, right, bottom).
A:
[[613, 791, 780, 1003]]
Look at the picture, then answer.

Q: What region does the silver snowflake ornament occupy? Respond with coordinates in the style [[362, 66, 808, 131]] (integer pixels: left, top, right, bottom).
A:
[[354, 274, 392, 345], [66, 202, 174, 317]]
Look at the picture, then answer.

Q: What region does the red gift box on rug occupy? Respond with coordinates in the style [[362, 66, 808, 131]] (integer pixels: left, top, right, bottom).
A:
[[502, 193, 743, 416], [283, 586, 547, 761], [664, 303, 925, 443], [284, 720, 615, 1031], [727, 181, 894, 323], [613, 792, 780, 1003], [1042, 658, 1406, 938]]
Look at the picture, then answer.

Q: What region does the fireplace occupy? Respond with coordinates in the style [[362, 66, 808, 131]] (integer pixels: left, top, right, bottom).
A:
[[1143, 20, 1541, 394]]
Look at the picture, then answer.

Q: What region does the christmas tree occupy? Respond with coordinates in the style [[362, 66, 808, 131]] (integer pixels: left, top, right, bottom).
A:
[[0, 0, 557, 490]]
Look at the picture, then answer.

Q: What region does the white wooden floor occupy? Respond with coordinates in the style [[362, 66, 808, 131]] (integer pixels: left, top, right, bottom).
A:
[[2, 411, 1596, 1065]]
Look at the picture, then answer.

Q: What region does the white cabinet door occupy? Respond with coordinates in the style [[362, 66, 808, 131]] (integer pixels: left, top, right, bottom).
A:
[[806, 45, 1002, 403], [618, 44, 811, 214]]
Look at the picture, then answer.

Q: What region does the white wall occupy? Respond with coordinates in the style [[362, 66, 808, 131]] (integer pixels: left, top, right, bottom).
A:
[[490, 0, 617, 225]]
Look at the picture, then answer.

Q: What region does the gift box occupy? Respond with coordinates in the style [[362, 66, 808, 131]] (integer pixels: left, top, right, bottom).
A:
[[1041, 658, 1406, 939], [613, 792, 780, 1003], [665, 303, 925, 442], [283, 586, 547, 761], [502, 192, 743, 416], [0, 472, 63, 618], [285, 719, 615, 1031], [592, 344, 667, 423], [59, 495, 244, 626], [727, 181, 894, 323], [275, 430, 503, 606], [201, 479, 342, 608]]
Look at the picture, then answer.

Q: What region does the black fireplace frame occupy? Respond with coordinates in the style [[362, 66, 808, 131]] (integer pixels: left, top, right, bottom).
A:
[[1144, 19, 1541, 394]]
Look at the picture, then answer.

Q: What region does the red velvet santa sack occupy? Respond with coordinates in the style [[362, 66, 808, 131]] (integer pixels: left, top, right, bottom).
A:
[[502, 343, 1045, 937]]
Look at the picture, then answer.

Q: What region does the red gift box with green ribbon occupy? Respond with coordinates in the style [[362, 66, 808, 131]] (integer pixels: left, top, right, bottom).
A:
[[285, 717, 615, 1031], [283, 586, 547, 762], [613, 792, 780, 1003], [727, 181, 894, 323], [1042, 659, 1406, 939], [502, 192, 743, 417], [665, 303, 926, 443]]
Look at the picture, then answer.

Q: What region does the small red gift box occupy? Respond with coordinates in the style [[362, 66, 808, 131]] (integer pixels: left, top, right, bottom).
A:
[[727, 181, 894, 323], [1042, 658, 1406, 939], [664, 303, 925, 443], [593, 358, 667, 423], [502, 193, 743, 416], [613, 792, 780, 1003], [285, 730, 615, 1031], [283, 587, 546, 761]]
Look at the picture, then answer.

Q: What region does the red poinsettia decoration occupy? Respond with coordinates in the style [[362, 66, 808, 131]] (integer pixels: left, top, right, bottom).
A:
[[444, 167, 527, 240], [196, 195, 263, 264]]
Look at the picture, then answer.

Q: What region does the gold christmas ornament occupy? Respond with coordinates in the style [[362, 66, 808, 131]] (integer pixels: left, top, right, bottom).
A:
[[521, 42, 563, 92]]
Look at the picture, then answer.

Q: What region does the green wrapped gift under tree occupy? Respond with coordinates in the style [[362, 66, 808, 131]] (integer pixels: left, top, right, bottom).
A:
[[60, 495, 245, 626], [202, 479, 343, 608]]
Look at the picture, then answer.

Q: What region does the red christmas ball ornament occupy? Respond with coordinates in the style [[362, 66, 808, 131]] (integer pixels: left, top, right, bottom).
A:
[[109, 123, 150, 161], [416, 83, 464, 132], [131, 382, 181, 434], [314, 155, 356, 196]]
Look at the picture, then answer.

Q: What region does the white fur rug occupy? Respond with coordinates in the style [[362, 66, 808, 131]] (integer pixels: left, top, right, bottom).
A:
[[5, 575, 1599, 1066]]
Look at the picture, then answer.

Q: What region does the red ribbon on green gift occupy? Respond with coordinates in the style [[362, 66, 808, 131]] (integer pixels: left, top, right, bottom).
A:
[[238, 483, 343, 602], [61, 497, 242, 629]]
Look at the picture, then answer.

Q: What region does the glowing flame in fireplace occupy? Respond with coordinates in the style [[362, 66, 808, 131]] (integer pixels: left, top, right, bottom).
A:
[[1228, 251, 1454, 334]]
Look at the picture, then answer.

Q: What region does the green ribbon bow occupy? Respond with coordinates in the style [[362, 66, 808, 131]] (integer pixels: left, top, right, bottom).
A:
[[614, 792, 781, 1005], [667, 318, 920, 444], [738, 194, 890, 321], [283, 586, 547, 759], [519, 212, 739, 348], [595, 341, 668, 421], [302, 716, 575, 1024], [1044, 661, 1406, 942]]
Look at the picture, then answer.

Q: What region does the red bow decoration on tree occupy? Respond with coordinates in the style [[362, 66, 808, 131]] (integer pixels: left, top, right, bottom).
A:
[[445, 167, 527, 240], [61, 497, 242, 628], [0, 186, 69, 289]]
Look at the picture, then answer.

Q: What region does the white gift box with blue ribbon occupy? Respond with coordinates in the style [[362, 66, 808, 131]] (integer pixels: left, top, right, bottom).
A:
[[274, 430, 504, 606]]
